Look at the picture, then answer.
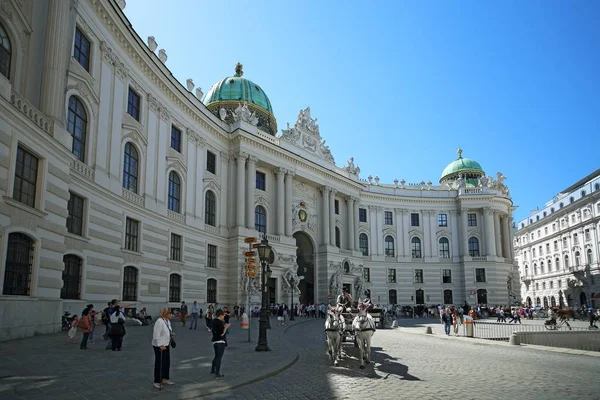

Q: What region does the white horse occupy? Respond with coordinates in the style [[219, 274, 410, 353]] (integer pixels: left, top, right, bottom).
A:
[[325, 307, 345, 366], [352, 301, 376, 369]]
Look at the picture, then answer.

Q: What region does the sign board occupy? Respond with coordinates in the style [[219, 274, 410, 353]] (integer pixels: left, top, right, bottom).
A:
[[244, 237, 257, 243], [244, 251, 256, 257]]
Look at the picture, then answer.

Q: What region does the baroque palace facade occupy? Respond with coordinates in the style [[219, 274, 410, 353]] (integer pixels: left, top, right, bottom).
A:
[[0, 0, 516, 340], [514, 170, 600, 310]]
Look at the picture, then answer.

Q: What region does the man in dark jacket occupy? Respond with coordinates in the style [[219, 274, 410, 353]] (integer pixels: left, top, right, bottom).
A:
[[180, 301, 188, 327]]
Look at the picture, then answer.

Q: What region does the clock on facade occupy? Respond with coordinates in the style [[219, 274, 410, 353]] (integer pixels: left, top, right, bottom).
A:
[[298, 209, 307, 222]]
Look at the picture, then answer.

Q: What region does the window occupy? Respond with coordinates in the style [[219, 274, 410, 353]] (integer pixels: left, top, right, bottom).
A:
[[389, 289, 397, 305], [553, 223, 556, 232], [467, 213, 477, 227], [122, 266, 138, 301], [411, 213, 419, 226], [170, 233, 182, 261], [550, 281, 554, 289], [13, 146, 39, 208], [207, 278, 217, 303], [554, 241, 558, 251], [67, 96, 87, 162], [477, 289, 488, 305], [537, 230, 541, 238], [540, 261, 544, 273], [170, 125, 181, 152], [73, 27, 91, 71], [442, 269, 452, 283], [256, 171, 266, 190], [255, 205, 266, 233], [574, 233, 579, 245], [3, 233, 35, 296], [585, 229, 591, 241], [168, 171, 181, 213], [546, 243, 550, 253], [438, 238, 450, 259], [556, 257, 560, 269], [169, 274, 182, 303], [535, 283, 539, 290], [343, 261, 350, 274], [544, 227, 548, 234], [411, 237, 422, 258], [384, 236, 395, 257], [475, 268, 486, 283], [66, 192, 85, 236], [206, 150, 216, 174], [443, 289, 453, 305], [122, 142, 139, 193], [581, 190, 586, 197], [539, 246, 543, 255], [532, 248, 536, 257], [588, 249, 594, 265], [207, 244, 217, 268], [335, 227, 341, 248], [562, 237, 567, 247], [205, 191, 216, 226], [438, 214, 447, 227], [125, 217, 139, 252], [384, 211, 393, 225], [359, 208, 367, 222], [334, 200, 340, 215], [359, 233, 369, 256], [542, 282, 546, 290], [548, 260, 552, 272], [575, 251, 581, 266], [61, 255, 82, 299], [414, 269, 423, 284], [363, 267, 370, 282], [387, 269, 396, 283], [415, 289, 425, 305], [0, 22, 11, 78], [127, 88, 140, 121], [558, 280, 562, 288], [468, 237, 480, 257], [570, 197, 574, 203]]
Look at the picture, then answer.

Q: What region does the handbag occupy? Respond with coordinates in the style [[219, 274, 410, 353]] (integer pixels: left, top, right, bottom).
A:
[[164, 318, 176, 348]]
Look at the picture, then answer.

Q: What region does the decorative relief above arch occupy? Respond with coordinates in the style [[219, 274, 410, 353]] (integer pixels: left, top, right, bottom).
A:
[[436, 229, 451, 238], [167, 159, 187, 176], [255, 195, 270, 208], [122, 124, 147, 155], [203, 179, 220, 193]]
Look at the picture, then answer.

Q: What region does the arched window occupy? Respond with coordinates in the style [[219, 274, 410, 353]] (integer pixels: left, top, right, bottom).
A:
[[67, 96, 87, 162], [3, 233, 35, 296], [543, 297, 549, 308], [388, 289, 397, 305], [0, 22, 11, 79], [587, 249, 594, 265], [564, 255, 569, 268], [205, 191, 216, 226], [359, 233, 369, 256], [468, 237, 480, 257], [533, 263, 537, 275], [122, 266, 138, 301], [443, 289, 453, 305], [255, 205, 266, 233], [547, 259, 552, 272], [438, 237, 450, 258], [384, 235, 395, 257], [595, 183, 600, 191], [536, 297, 541, 306], [335, 227, 341, 248], [575, 251, 581, 266], [207, 278, 217, 303], [122, 142, 139, 193], [477, 289, 488, 305], [555, 257, 560, 269], [167, 171, 181, 213], [61, 255, 82, 299], [540, 261, 544, 274], [169, 274, 181, 303], [411, 237, 422, 258]]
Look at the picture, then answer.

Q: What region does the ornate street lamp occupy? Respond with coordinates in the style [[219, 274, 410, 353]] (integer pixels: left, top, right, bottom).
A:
[[289, 276, 295, 321], [255, 236, 272, 352]]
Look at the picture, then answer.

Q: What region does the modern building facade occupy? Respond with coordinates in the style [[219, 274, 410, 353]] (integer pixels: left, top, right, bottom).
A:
[[0, 0, 516, 340], [514, 170, 600, 310]]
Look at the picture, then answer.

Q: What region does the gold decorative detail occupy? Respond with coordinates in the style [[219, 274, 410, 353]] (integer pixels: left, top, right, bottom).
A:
[[298, 209, 307, 222]]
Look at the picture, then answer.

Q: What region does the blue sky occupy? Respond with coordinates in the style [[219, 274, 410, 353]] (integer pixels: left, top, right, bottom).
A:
[[123, 1, 599, 223]]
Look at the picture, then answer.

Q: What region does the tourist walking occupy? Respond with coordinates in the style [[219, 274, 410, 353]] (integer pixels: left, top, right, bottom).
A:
[[79, 308, 92, 350], [85, 304, 97, 343], [452, 310, 459, 336], [66, 314, 79, 343], [190, 301, 200, 330], [108, 305, 126, 351], [211, 309, 229, 378], [180, 301, 188, 327], [152, 308, 175, 389], [205, 305, 214, 331], [442, 308, 452, 335]]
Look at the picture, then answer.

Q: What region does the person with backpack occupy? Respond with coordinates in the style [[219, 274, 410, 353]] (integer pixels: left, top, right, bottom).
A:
[[108, 305, 126, 351]]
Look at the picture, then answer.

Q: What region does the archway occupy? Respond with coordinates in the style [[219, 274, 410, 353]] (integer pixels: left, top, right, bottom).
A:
[[476, 289, 488, 305], [580, 292, 587, 308], [550, 296, 556, 307], [543, 297, 549, 308], [294, 231, 315, 305], [526, 296, 532, 307]]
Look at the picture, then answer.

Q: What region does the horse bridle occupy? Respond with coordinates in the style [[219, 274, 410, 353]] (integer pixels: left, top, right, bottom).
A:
[[325, 312, 341, 332]]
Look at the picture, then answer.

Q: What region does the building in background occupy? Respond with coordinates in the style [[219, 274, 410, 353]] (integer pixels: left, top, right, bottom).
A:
[[514, 169, 600, 309], [0, 0, 515, 340]]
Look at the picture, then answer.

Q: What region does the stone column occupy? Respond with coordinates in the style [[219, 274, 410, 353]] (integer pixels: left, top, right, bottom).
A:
[[353, 198, 360, 251], [376, 207, 384, 255], [494, 211, 503, 257], [285, 172, 294, 237], [450, 210, 459, 258], [402, 210, 410, 256], [502, 215, 511, 260], [276, 168, 286, 236], [40, 0, 73, 126], [321, 186, 331, 246], [508, 216, 515, 260], [329, 189, 337, 246], [484, 208, 497, 257], [395, 208, 405, 257], [235, 152, 247, 227], [428, 210, 436, 258], [347, 197, 355, 251], [245, 156, 258, 229], [220, 152, 229, 228], [369, 206, 378, 255], [461, 209, 470, 256], [196, 138, 207, 219], [422, 210, 430, 258]]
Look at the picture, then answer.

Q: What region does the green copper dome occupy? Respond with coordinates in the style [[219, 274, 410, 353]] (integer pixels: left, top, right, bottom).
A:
[[202, 63, 277, 135], [439, 149, 485, 184]]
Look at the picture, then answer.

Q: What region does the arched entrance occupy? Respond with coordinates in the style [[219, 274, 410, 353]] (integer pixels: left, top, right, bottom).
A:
[[294, 232, 315, 305], [476, 289, 488, 305], [543, 297, 549, 308], [526, 296, 532, 307], [580, 292, 587, 307], [550, 296, 556, 307]]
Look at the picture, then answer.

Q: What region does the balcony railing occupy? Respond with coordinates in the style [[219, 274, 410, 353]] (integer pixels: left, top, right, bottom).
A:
[[122, 188, 145, 207], [70, 159, 94, 181], [167, 209, 185, 224], [10, 90, 54, 135]]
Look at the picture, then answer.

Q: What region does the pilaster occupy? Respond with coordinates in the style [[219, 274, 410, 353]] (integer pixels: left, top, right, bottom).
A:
[[329, 189, 337, 246], [320, 186, 331, 246], [235, 152, 247, 227], [284, 172, 294, 237], [275, 168, 286, 236]]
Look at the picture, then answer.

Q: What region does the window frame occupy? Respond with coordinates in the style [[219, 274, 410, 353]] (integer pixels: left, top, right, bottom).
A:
[[67, 96, 88, 162], [254, 205, 267, 233], [124, 217, 140, 252], [388, 289, 397, 305], [384, 211, 393, 225], [442, 269, 452, 283], [66, 192, 85, 236], [170, 233, 182, 261], [207, 278, 217, 303], [205, 190, 216, 226], [335, 227, 341, 248], [384, 235, 395, 257], [167, 171, 181, 213], [411, 213, 419, 227], [414, 269, 423, 284], [170, 125, 182, 152], [13, 146, 39, 208], [255, 171, 266, 191], [169, 274, 182, 303], [127, 87, 141, 121], [443, 289, 453, 305], [207, 244, 217, 269], [475, 268, 486, 283], [359, 233, 369, 256], [122, 142, 139, 193], [3, 232, 35, 296], [61, 254, 82, 299], [206, 150, 216, 174], [0, 21, 12, 79], [359, 208, 367, 223], [438, 213, 447, 227], [438, 237, 450, 258], [73, 26, 91, 72], [411, 237, 422, 258], [467, 213, 477, 227], [122, 266, 138, 301], [363, 267, 370, 283], [387, 268, 396, 283], [468, 237, 480, 257], [334, 199, 340, 215]]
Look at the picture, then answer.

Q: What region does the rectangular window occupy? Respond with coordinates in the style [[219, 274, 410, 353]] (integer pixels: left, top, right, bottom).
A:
[[532, 249, 536, 257], [550, 281, 554, 289], [127, 88, 140, 121], [359, 208, 367, 222], [13, 146, 39, 208], [563, 237, 567, 247], [363, 268, 370, 283], [73, 27, 91, 72], [411, 213, 419, 226], [442, 269, 452, 283], [125, 217, 139, 252], [384, 211, 393, 225], [552, 223, 556, 232], [558, 280, 562, 288], [206, 150, 216, 174], [475, 268, 486, 283], [544, 227, 548, 234], [546, 243, 550, 253], [535, 283, 539, 290], [537, 230, 541, 238], [207, 244, 217, 268], [467, 213, 477, 227], [170, 233, 182, 261], [255, 171, 266, 190], [387, 269, 396, 283], [542, 282, 546, 290], [170, 125, 181, 152], [438, 214, 447, 227], [334, 200, 340, 215], [414, 269, 423, 284], [574, 234, 579, 245], [554, 241, 558, 251], [66, 192, 85, 236], [585, 229, 591, 241]]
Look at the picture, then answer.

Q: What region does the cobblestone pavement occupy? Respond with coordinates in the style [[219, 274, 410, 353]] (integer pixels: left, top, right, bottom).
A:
[[210, 318, 600, 400], [0, 316, 298, 400]]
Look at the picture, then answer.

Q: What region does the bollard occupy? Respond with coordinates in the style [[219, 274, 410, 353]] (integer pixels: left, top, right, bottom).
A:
[[391, 320, 399, 329], [463, 316, 474, 338], [240, 313, 249, 329], [508, 332, 521, 346], [425, 326, 433, 334]]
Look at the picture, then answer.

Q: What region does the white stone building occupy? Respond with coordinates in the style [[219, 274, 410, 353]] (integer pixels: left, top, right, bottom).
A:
[[514, 170, 600, 310], [0, 0, 516, 340]]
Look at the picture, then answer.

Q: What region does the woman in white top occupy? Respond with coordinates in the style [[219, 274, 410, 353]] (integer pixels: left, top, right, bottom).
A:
[[152, 308, 175, 388], [108, 306, 126, 351]]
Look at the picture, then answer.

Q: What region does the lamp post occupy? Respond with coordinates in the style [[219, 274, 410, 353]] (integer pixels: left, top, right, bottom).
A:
[[255, 236, 272, 352], [289, 276, 295, 321]]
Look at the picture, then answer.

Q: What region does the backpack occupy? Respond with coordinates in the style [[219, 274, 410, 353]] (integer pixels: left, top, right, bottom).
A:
[[101, 308, 110, 325]]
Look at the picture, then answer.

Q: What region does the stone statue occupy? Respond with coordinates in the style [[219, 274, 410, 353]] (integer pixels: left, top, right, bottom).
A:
[[282, 264, 304, 293], [457, 174, 466, 188], [248, 111, 259, 126], [355, 275, 366, 301], [329, 262, 343, 296], [478, 176, 489, 188], [218, 108, 227, 122], [344, 156, 361, 176]]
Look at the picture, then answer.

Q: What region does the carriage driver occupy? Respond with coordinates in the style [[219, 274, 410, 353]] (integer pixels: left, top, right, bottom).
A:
[[336, 288, 353, 311]]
